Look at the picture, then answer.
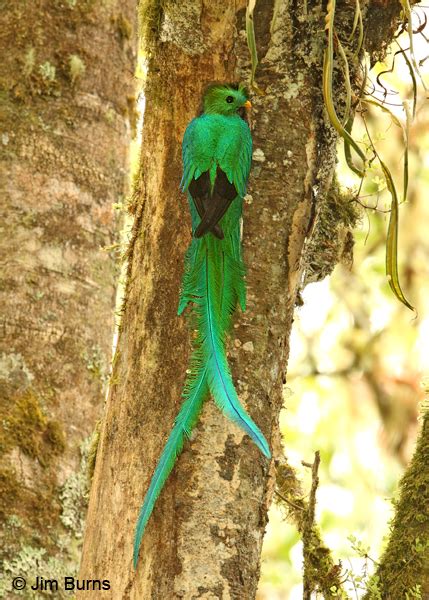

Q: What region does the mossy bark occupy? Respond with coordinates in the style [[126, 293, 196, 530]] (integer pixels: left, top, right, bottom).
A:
[[0, 0, 136, 595], [78, 1, 412, 599], [364, 414, 429, 599]]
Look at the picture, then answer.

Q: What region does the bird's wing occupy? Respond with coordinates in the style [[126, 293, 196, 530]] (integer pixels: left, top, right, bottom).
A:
[[180, 117, 208, 193], [182, 116, 252, 238], [218, 117, 253, 199]]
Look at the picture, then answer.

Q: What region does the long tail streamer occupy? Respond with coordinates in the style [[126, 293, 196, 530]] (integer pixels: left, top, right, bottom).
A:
[[133, 196, 270, 567]]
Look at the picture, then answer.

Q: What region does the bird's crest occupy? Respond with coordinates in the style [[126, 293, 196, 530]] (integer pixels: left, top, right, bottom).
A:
[[200, 82, 250, 115]]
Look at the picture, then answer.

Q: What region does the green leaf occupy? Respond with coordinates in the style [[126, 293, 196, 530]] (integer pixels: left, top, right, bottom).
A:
[[323, 0, 365, 176], [245, 0, 264, 94], [396, 41, 418, 118], [380, 159, 415, 312], [398, 0, 428, 92], [348, 0, 363, 54], [361, 97, 410, 203]]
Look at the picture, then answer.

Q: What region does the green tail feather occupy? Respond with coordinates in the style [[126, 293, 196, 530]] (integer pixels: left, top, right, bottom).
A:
[[133, 195, 270, 568], [182, 195, 270, 458], [197, 238, 270, 458], [133, 364, 208, 567]]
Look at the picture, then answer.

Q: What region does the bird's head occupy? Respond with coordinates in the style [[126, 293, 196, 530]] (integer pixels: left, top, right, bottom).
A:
[[202, 83, 251, 116]]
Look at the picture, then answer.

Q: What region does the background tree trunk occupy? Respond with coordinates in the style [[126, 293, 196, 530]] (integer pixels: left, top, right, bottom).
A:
[[364, 413, 429, 599], [0, 0, 136, 593], [79, 1, 411, 598]]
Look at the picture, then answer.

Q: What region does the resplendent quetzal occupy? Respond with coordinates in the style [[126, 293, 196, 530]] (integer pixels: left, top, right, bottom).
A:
[[133, 83, 270, 567]]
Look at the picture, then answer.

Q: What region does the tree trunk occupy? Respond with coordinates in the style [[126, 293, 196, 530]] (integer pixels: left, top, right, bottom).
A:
[[0, 0, 135, 593], [78, 1, 409, 598], [364, 413, 429, 599]]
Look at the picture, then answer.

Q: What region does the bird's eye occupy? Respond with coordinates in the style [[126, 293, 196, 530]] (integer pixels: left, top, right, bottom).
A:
[[226, 96, 234, 104]]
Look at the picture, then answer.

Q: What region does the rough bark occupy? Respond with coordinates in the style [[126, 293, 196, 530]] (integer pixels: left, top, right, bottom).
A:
[[0, 0, 136, 595], [78, 1, 412, 599]]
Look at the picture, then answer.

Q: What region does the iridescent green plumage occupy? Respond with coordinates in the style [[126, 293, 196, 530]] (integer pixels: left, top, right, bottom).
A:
[[133, 84, 270, 568]]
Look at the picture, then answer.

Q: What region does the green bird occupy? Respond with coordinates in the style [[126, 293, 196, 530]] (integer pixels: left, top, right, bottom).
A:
[[133, 83, 270, 568]]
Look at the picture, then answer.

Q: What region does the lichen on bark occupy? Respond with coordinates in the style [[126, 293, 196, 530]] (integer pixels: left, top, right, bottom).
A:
[[0, 0, 136, 592]]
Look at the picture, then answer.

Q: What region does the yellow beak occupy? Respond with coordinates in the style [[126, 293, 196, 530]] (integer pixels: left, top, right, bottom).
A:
[[244, 100, 252, 109]]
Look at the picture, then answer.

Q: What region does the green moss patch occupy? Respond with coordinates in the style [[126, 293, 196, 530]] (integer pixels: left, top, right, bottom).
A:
[[0, 390, 66, 462]]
